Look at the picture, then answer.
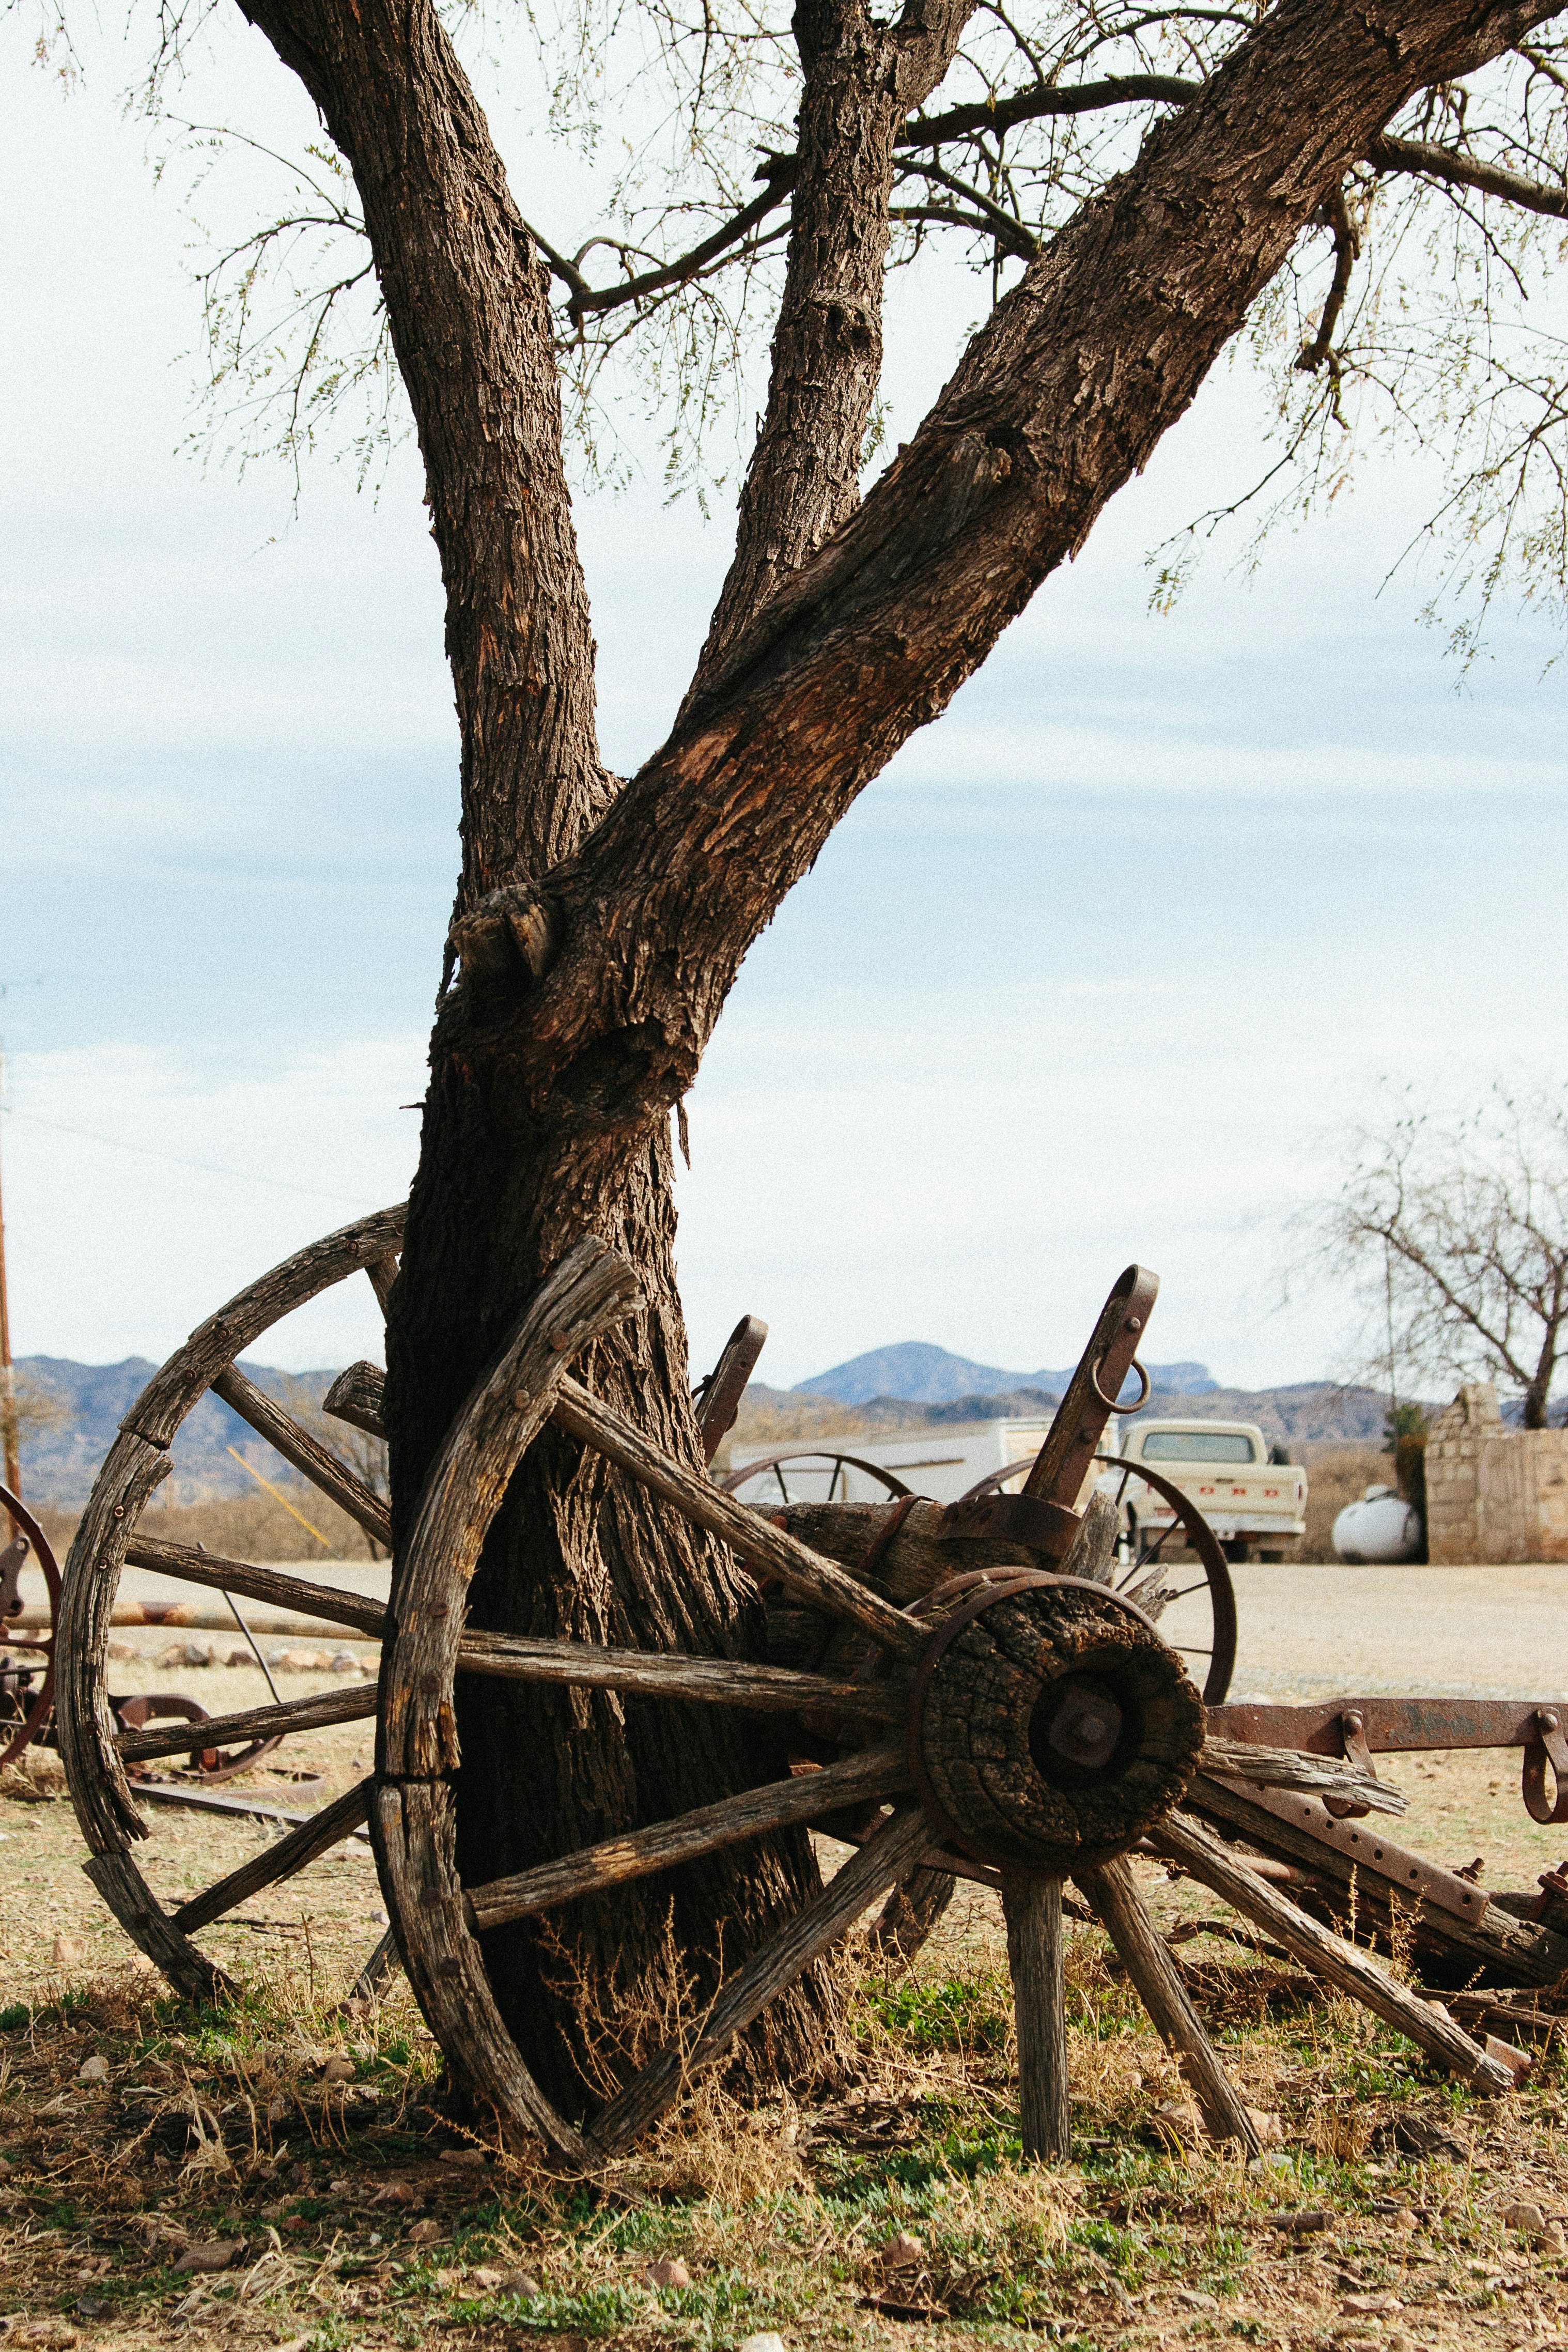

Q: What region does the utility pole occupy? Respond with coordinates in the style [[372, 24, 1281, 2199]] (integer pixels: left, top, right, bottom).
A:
[[0, 1042, 19, 1507]]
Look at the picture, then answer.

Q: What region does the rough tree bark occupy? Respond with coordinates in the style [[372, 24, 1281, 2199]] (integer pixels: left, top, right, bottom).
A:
[[236, 0, 1558, 2115]]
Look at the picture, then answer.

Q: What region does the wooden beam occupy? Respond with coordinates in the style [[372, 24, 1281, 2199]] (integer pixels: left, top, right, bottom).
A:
[[465, 1744, 912, 1929]]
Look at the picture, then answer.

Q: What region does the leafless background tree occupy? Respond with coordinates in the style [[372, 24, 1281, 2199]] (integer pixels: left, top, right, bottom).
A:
[[1315, 1089, 1568, 1429], [20, 0, 1568, 2110]]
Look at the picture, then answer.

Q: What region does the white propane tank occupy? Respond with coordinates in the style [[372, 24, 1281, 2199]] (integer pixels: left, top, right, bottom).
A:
[[1332, 1484, 1421, 1565]]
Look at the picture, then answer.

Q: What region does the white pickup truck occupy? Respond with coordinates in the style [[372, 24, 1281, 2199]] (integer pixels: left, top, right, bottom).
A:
[[1106, 1419, 1308, 1564]]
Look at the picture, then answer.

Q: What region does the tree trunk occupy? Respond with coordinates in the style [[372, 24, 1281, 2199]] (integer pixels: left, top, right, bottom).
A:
[[384, 1096, 832, 2117]]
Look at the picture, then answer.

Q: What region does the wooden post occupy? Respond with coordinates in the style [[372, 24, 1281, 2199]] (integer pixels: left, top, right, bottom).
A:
[[1077, 1855, 1261, 2153], [1002, 1870, 1072, 2161]]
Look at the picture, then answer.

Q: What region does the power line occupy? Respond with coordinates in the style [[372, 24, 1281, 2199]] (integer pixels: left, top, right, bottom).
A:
[[0, 1103, 375, 1210]]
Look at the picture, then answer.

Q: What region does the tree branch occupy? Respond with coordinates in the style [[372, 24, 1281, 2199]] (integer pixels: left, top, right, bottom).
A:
[[896, 70, 1201, 149], [447, 0, 1565, 1132], [235, 0, 608, 898], [1370, 125, 1568, 217], [687, 0, 980, 688]]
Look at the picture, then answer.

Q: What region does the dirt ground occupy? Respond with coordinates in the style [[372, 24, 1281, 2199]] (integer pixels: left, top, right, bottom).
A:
[[6, 1559, 1568, 2351]]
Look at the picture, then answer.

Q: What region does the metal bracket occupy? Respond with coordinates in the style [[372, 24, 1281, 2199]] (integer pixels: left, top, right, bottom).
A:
[[1523, 1709, 1568, 1825]]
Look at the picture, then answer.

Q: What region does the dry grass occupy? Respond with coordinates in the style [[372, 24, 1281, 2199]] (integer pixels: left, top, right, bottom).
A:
[[8, 1793, 1568, 2352]]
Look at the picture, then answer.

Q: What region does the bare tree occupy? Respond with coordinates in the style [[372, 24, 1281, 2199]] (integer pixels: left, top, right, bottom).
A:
[[1319, 1090, 1568, 1429], [27, 0, 1568, 2111]]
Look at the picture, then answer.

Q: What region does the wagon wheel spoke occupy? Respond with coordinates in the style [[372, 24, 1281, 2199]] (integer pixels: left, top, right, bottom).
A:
[[117, 1682, 378, 1765], [123, 1536, 387, 1636], [1002, 1871, 1070, 2159], [465, 1744, 911, 1931], [213, 1364, 391, 1546], [1075, 1856, 1261, 2151], [351, 1924, 401, 2001], [550, 1378, 924, 1660], [589, 1802, 931, 2157], [172, 1778, 372, 1933], [367, 1252, 400, 1316], [454, 1631, 903, 1720]]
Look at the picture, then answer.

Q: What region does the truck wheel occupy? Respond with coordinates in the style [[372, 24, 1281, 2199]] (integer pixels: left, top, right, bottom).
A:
[[1222, 1539, 1250, 1565]]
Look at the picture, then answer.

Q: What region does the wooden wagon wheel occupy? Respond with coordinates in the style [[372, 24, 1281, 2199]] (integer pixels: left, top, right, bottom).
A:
[[952, 1457, 1238, 1704], [361, 1235, 1296, 2167], [721, 1449, 916, 1505], [1, 1482, 60, 1769], [54, 1204, 407, 2003]]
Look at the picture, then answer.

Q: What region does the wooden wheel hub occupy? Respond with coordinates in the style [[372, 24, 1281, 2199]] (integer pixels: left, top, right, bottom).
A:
[[908, 1573, 1206, 1874]]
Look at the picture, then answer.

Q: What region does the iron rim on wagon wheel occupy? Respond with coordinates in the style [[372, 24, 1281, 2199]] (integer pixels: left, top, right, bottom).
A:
[[54, 1204, 407, 2004]]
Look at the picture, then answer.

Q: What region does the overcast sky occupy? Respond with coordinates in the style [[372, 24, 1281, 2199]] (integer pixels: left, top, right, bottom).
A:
[[5, 18, 1567, 1395]]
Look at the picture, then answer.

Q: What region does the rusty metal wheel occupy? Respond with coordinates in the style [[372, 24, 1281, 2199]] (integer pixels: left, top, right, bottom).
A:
[[952, 1454, 1237, 1704], [1, 1483, 60, 1769], [54, 1205, 407, 2004]]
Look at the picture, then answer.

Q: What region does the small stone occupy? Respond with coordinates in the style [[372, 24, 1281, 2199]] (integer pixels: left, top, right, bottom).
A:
[[76, 2055, 109, 2085], [174, 2240, 244, 2274], [407, 2218, 442, 2247], [1391, 2207, 1419, 2233], [274, 1648, 328, 1672], [1175, 2288, 1217, 2310], [319, 2054, 355, 2083], [1542, 2223, 1567, 2253], [644, 2258, 691, 2289], [225, 1648, 253, 1668], [51, 1936, 84, 1967], [104, 1641, 136, 1661], [0, 2156, 11, 2178], [1151, 2097, 1202, 2145], [259, 2202, 287, 2222], [437, 2145, 485, 2165], [329, 1651, 366, 1674], [1502, 2200, 1547, 2235], [736, 2336, 787, 2352], [1341, 2293, 1401, 2315], [1247, 2107, 1286, 2147], [878, 2232, 925, 2267], [267, 2097, 288, 2123], [490, 2270, 540, 2297], [73, 2299, 111, 2323]]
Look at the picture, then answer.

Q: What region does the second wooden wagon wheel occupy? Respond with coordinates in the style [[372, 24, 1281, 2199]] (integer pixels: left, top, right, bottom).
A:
[[55, 1205, 408, 2002]]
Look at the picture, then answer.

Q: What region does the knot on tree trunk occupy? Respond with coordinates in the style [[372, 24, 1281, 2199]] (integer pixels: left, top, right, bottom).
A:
[[448, 884, 560, 997]]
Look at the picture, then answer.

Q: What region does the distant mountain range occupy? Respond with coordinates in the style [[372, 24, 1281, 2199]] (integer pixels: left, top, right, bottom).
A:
[[13, 1356, 339, 1507], [791, 1339, 1217, 1406], [12, 1343, 1394, 1509]]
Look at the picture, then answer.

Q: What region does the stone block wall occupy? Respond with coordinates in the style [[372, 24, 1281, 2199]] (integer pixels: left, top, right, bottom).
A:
[[1425, 1382, 1568, 1562]]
